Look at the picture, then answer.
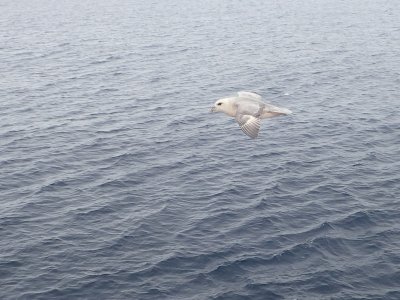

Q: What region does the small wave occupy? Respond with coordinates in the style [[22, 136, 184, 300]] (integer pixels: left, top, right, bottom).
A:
[[73, 205, 116, 220]]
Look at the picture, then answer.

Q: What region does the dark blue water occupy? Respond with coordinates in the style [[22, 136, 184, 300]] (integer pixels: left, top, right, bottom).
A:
[[1, 0, 400, 299]]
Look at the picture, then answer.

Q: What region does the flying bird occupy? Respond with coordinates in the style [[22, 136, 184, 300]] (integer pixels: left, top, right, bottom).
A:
[[210, 91, 292, 139]]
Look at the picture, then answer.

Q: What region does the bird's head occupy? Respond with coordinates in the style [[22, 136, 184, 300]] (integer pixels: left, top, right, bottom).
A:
[[210, 97, 232, 114]]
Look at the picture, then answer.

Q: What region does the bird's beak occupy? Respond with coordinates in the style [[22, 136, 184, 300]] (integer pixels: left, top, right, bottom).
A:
[[210, 107, 216, 112]]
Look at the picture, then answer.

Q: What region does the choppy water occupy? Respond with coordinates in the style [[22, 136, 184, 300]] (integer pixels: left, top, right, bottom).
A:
[[1, 0, 400, 299]]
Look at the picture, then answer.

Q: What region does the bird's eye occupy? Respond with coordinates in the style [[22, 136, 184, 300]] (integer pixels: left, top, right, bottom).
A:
[[217, 103, 222, 106]]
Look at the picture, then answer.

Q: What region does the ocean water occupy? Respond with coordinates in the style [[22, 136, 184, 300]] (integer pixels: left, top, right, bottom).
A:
[[1, 0, 400, 299]]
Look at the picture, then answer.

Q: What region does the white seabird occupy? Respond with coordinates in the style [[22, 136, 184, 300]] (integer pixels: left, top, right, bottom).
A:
[[210, 91, 292, 139]]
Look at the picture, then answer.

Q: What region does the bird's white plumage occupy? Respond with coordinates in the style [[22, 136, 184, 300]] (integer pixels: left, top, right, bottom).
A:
[[210, 91, 292, 139]]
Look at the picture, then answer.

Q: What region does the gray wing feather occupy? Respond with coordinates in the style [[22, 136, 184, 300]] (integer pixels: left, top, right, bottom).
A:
[[236, 114, 261, 139]]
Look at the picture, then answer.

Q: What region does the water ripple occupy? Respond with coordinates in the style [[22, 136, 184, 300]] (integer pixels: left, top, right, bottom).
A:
[[1, 0, 400, 299]]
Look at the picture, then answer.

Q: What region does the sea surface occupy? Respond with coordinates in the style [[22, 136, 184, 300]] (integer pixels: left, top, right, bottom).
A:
[[1, 0, 400, 299]]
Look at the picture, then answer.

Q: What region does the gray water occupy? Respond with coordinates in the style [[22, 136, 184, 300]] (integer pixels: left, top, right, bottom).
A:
[[1, 0, 400, 299]]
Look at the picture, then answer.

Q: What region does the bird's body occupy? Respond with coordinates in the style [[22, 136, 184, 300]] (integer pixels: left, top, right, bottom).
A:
[[210, 91, 292, 139]]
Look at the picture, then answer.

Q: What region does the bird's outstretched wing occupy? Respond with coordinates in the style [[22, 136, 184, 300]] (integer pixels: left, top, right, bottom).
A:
[[237, 91, 263, 101], [237, 91, 292, 116], [235, 114, 261, 139]]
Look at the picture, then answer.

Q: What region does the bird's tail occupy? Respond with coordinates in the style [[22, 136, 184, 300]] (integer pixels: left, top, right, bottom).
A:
[[269, 105, 292, 115], [261, 104, 292, 118], [275, 107, 292, 115]]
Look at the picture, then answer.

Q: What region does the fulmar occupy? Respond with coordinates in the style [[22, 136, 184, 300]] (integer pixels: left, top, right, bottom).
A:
[[210, 91, 292, 139]]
